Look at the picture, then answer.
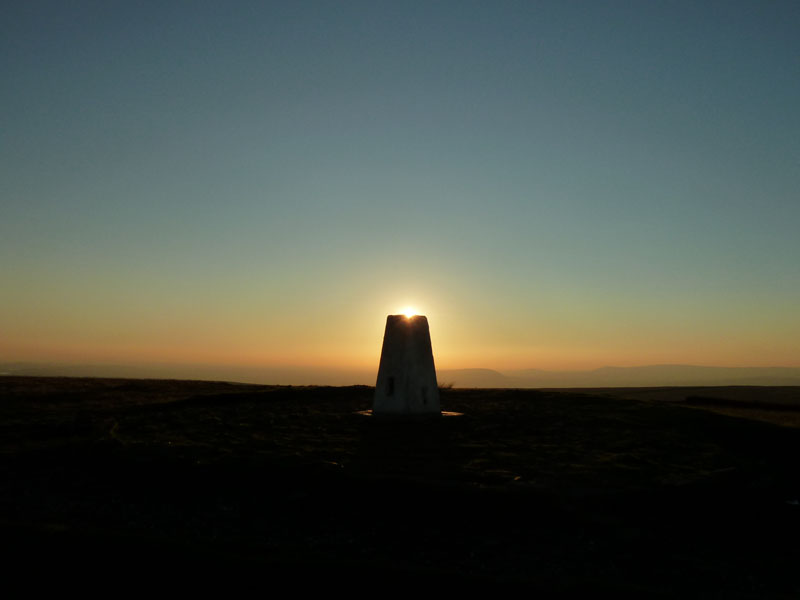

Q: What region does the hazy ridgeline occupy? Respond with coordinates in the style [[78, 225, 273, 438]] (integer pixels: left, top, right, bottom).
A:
[[4, 362, 800, 388]]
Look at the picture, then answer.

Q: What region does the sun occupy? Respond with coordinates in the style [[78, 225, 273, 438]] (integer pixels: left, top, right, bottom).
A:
[[402, 306, 417, 318]]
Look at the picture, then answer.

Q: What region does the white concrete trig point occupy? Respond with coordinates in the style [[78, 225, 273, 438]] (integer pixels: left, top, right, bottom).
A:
[[373, 315, 441, 417]]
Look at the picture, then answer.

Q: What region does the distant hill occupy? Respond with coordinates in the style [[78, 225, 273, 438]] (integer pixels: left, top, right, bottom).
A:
[[0, 362, 374, 387], [438, 365, 800, 388], [501, 365, 800, 387], [3, 362, 800, 388]]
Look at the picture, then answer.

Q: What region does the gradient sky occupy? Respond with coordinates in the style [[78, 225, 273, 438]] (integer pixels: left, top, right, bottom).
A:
[[2, 1, 799, 378]]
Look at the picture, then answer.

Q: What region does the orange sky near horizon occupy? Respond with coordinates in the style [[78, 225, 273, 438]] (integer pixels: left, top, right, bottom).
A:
[[3, 288, 798, 373]]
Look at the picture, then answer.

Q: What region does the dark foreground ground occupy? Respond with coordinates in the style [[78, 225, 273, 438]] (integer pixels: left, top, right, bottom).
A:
[[1, 377, 799, 596]]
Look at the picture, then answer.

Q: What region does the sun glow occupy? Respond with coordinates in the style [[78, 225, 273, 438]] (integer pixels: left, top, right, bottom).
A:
[[402, 307, 417, 318]]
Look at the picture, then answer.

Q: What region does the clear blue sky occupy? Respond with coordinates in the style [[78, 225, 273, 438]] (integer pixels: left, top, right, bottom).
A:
[[2, 1, 799, 375]]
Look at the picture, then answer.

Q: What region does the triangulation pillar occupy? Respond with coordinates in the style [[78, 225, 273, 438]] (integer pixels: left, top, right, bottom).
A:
[[373, 315, 441, 416]]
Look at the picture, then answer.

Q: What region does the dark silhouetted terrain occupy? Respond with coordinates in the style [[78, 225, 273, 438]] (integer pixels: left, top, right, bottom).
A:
[[2, 377, 799, 595]]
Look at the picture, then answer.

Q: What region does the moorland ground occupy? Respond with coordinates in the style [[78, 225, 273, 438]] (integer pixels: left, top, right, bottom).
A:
[[1, 377, 799, 596]]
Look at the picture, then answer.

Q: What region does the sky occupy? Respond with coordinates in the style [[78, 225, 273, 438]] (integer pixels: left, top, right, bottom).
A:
[[2, 1, 799, 381]]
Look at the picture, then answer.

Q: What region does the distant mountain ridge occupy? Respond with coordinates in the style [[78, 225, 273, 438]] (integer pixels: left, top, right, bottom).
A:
[[3, 362, 800, 388], [0, 362, 374, 386], [439, 365, 800, 388]]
